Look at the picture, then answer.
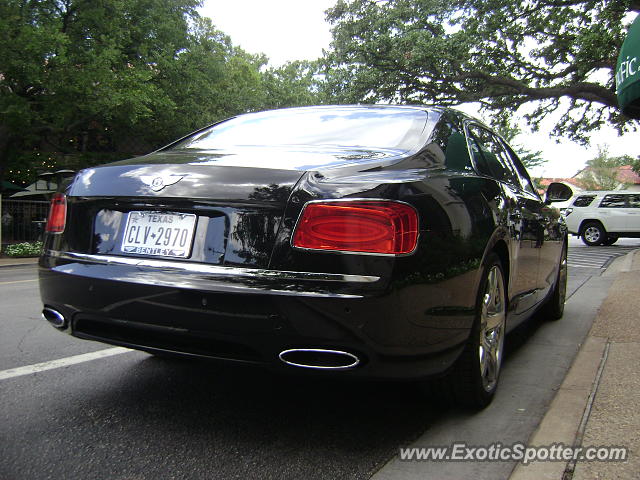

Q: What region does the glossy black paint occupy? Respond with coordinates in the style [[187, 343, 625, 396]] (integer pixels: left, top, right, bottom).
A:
[[39, 105, 566, 379]]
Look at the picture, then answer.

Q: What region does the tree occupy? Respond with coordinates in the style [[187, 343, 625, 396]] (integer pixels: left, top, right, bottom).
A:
[[323, 0, 640, 142], [149, 17, 270, 140], [577, 145, 635, 190], [261, 60, 324, 110], [0, 1, 302, 188], [494, 121, 546, 170], [0, 0, 201, 184]]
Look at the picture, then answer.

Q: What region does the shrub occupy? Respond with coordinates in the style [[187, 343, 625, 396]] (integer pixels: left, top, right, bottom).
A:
[[4, 241, 43, 257]]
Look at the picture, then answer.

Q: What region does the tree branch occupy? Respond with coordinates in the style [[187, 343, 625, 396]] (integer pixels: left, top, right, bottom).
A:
[[450, 71, 618, 107]]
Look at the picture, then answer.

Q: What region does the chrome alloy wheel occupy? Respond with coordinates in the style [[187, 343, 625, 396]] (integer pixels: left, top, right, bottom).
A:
[[584, 226, 602, 244], [479, 265, 506, 392]]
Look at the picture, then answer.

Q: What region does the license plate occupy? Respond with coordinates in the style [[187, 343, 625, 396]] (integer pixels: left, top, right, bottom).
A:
[[121, 211, 197, 258]]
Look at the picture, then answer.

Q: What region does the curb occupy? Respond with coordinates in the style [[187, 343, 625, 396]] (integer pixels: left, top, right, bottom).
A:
[[508, 337, 609, 480], [602, 248, 636, 276], [509, 248, 639, 480], [0, 257, 39, 268]]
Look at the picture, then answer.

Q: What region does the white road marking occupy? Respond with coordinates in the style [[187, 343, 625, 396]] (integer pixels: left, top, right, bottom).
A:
[[0, 279, 38, 285], [566, 246, 638, 270], [0, 347, 132, 381]]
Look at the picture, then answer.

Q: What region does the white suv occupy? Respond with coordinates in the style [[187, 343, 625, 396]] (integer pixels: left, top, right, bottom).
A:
[[563, 191, 640, 245]]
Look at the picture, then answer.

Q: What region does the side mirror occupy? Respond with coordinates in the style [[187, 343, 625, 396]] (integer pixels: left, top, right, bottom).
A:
[[545, 182, 573, 205]]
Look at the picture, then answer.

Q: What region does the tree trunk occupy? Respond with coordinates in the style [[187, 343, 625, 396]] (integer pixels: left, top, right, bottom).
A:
[[0, 124, 15, 192]]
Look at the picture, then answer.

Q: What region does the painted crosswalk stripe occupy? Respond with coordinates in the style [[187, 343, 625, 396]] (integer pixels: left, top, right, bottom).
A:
[[567, 247, 636, 269], [0, 347, 132, 381]]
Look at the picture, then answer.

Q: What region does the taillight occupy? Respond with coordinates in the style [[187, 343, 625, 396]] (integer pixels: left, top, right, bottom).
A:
[[292, 200, 418, 255], [45, 193, 67, 233]]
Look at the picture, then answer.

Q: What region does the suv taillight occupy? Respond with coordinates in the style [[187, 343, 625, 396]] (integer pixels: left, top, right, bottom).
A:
[[292, 200, 418, 255], [45, 193, 67, 233]]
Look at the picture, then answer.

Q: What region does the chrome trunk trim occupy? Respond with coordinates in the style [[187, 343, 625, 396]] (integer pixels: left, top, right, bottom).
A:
[[46, 250, 380, 284]]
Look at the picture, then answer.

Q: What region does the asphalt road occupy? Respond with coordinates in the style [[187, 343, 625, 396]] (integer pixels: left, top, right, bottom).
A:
[[1, 240, 639, 480]]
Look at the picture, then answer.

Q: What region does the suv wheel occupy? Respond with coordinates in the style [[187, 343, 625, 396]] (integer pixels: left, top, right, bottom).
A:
[[581, 222, 606, 246]]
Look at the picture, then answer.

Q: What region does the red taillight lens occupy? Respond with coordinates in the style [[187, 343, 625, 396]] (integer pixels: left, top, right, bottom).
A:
[[45, 193, 67, 233], [292, 201, 418, 255]]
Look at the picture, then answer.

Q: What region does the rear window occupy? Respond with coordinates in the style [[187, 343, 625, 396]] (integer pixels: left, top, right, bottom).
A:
[[572, 195, 595, 207], [599, 194, 628, 208], [172, 107, 430, 152]]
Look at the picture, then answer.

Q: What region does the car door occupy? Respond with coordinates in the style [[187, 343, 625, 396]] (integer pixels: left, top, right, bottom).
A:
[[501, 141, 563, 300], [465, 124, 541, 314], [598, 194, 629, 232]]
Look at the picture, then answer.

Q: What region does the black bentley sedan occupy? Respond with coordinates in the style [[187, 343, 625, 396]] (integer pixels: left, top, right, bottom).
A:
[[39, 105, 567, 408]]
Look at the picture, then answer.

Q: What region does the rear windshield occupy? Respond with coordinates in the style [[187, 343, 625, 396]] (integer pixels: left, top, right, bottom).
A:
[[572, 195, 595, 207], [171, 107, 430, 152]]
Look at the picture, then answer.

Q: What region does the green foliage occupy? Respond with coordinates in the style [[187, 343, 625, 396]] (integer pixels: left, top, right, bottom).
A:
[[4, 241, 43, 257], [261, 60, 326, 109], [577, 145, 636, 190], [494, 122, 546, 170], [324, 0, 640, 142], [0, 0, 200, 185], [0, 1, 322, 188]]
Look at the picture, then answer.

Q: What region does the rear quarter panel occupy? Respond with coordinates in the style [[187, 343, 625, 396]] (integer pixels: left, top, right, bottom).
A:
[[268, 165, 506, 354]]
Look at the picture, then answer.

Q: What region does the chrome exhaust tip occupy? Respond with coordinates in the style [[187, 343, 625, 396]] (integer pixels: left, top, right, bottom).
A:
[[278, 348, 360, 370], [42, 307, 66, 329]]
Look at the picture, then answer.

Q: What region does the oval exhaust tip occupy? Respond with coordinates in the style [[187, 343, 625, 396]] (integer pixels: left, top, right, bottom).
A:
[[42, 308, 66, 329], [279, 348, 360, 370]]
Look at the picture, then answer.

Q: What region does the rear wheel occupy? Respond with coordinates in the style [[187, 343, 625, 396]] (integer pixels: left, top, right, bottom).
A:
[[581, 222, 606, 246], [432, 253, 506, 409], [602, 235, 618, 246]]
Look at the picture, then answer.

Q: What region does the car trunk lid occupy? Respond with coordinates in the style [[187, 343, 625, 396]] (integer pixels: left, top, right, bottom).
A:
[[64, 161, 304, 269], [59, 146, 406, 269]]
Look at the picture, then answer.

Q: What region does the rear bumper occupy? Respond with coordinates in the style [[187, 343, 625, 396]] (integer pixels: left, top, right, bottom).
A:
[[45, 250, 378, 298], [39, 251, 474, 380]]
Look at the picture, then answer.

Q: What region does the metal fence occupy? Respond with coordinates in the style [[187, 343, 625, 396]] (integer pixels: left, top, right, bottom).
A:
[[0, 199, 49, 245]]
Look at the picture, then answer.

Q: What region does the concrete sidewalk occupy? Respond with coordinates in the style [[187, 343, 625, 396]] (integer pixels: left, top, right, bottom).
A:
[[0, 256, 39, 268], [510, 250, 640, 479]]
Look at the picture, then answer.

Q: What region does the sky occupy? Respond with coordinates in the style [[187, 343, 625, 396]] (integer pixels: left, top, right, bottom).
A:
[[200, 1, 638, 178]]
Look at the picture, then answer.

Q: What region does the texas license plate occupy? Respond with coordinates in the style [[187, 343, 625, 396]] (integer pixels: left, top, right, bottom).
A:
[[121, 211, 197, 258]]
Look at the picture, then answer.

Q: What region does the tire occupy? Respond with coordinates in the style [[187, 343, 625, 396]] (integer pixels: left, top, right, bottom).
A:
[[538, 241, 567, 321], [432, 253, 507, 410], [602, 235, 618, 246], [581, 222, 606, 246]]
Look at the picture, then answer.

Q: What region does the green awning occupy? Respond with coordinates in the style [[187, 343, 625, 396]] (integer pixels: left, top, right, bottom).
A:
[[617, 14, 640, 119]]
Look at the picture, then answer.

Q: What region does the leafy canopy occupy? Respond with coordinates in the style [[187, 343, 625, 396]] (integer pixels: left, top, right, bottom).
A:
[[494, 121, 546, 170], [0, 0, 322, 186], [323, 0, 640, 142], [577, 145, 636, 190]]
